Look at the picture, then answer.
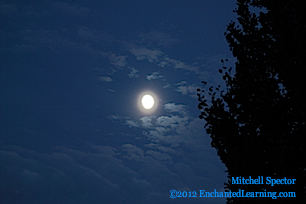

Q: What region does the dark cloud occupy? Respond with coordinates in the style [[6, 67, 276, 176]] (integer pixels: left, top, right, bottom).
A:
[[51, 1, 90, 16], [1, 136, 226, 204], [138, 31, 178, 47], [0, 3, 18, 14]]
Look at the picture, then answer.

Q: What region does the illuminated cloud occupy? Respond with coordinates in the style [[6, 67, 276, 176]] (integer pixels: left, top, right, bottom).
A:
[[100, 52, 128, 68], [126, 120, 139, 128], [145, 150, 173, 162], [121, 144, 144, 161], [164, 103, 188, 115], [99, 76, 113, 82], [158, 57, 200, 73], [146, 71, 163, 81], [109, 53, 127, 68], [129, 46, 163, 62], [140, 116, 154, 128], [177, 86, 188, 95], [163, 83, 171, 89], [128, 67, 139, 78], [176, 81, 200, 98]]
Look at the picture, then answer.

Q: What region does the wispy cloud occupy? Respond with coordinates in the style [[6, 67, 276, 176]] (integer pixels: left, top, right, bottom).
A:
[[163, 83, 171, 89], [121, 144, 144, 161], [129, 46, 163, 62], [176, 81, 200, 98], [100, 52, 128, 68], [77, 27, 115, 44], [99, 76, 113, 82], [108, 114, 129, 121], [128, 43, 201, 75], [109, 115, 140, 128], [137, 31, 178, 47], [51, 1, 91, 16], [140, 116, 154, 128], [146, 71, 163, 81], [126, 120, 139, 128], [128, 67, 139, 78], [145, 150, 173, 162], [158, 57, 199, 73], [0, 143, 226, 204], [164, 103, 188, 115]]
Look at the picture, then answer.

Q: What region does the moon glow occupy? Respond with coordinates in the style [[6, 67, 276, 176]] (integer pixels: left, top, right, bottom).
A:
[[141, 94, 154, 109], [137, 91, 158, 114]]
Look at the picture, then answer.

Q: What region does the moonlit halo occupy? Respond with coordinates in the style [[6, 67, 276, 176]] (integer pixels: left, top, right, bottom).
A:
[[137, 91, 158, 114]]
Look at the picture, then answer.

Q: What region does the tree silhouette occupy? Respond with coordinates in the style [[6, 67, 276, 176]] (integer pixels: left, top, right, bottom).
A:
[[197, 0, 305, 203]]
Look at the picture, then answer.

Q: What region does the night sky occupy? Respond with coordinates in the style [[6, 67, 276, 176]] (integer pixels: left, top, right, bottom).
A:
[[1, 0, 238, 203]]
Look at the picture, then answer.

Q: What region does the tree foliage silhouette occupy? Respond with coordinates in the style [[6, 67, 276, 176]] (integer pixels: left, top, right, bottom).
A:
[[197, 0, 305, 203]]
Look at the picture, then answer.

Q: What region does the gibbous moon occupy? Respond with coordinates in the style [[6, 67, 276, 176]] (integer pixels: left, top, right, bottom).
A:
[[141, 94, 154, 109]]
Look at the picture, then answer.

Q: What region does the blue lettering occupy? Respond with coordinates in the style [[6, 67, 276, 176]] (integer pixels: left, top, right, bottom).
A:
[[266, 177, 271, 185], [232, 177, 240, 184]]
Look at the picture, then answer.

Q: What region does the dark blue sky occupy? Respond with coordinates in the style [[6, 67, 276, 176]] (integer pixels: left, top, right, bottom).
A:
[[1, 0, 238, 203]]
